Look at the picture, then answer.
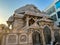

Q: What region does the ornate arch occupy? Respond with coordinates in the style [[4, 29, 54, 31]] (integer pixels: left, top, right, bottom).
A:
[[43, 25, 51, 44], [43, 25, 52, 30]]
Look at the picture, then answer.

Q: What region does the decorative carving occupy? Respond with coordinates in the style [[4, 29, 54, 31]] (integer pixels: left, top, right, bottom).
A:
[[20, 35, 27, 42], [7, 35, 17, 44]]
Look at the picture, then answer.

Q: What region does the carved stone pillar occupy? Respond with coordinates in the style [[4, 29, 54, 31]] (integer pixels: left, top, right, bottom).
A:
[[40, 29, 46, 45], [26, 16, 29, 27], [1, 35, 5, 45], [29, 33, 33, 45], [51, 30, 55, 45]]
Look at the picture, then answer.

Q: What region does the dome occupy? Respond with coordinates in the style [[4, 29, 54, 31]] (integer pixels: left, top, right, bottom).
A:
[[8, 16, 14, 22], [15, 4, 41, 14], [14, 4, 51, 19]]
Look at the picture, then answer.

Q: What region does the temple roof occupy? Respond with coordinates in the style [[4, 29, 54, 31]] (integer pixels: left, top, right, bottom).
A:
[[8, 4, 52, 22], [14, 4, 50, 18], [15, 4, 41, 14]]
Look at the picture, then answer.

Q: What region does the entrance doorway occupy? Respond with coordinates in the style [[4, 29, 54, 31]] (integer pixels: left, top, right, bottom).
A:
[[43, 26, 51, 44], [32, 31, 41, 45]]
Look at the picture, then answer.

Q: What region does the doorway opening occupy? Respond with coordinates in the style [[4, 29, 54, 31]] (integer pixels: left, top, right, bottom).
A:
[[32, 31, 41, 45]]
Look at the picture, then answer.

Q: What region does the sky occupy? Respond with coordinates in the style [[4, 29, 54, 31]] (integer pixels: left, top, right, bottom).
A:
[[0, 0, 53, 25]]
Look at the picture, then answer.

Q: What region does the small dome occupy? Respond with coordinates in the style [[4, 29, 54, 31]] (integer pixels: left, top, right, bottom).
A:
[[8, 16, 14, 22]]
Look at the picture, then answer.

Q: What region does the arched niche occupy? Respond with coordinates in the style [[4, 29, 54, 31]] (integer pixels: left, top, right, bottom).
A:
[[43, 26, 51, 44], [32, 31, 41, 45]]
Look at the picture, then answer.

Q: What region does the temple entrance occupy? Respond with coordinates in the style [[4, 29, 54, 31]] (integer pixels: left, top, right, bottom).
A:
[[32, 31, 41, 45], [43, 26, 51, 45]]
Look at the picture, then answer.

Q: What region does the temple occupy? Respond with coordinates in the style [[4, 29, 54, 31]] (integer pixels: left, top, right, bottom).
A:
[[1, 4, 60, 45]]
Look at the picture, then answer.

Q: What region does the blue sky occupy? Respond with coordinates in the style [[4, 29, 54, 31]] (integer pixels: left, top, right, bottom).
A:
[[0, 0, 53, 25]]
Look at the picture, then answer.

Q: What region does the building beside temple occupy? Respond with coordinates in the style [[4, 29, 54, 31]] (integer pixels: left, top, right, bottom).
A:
[[1, 4, 60, 45], [44, 0, 60, 27]]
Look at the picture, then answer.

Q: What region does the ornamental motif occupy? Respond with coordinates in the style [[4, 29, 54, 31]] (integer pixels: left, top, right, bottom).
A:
[[20, 35, 27, 42], [7, 35, 16, 43]]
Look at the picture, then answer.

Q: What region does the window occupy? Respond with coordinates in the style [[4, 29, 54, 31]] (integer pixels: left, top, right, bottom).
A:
[[57, 11, 60, 18], [59, 22, 60, 26], [46, 6, 55, 15], [51, 14, 57, 21], [59, 22, 60, 25], [55, 1, 60, 9]]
